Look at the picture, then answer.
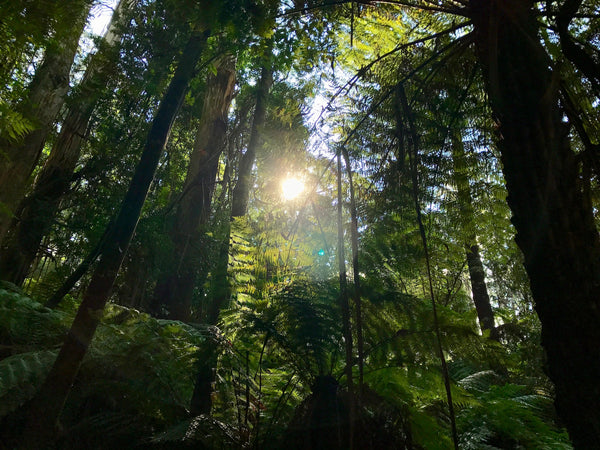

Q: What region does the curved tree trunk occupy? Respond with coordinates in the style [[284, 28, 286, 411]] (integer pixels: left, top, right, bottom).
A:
[[0, 0, 91, 243], [450, 133, 496, 338], [154, 55, 236, 321], [0, 0, 134, 286], [471, 1, 600, 446], [18, 30, 209, 447]]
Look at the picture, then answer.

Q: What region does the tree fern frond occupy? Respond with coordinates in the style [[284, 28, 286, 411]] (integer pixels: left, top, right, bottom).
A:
[[151, 414, 243, 448], [0, 350, 58, 417]]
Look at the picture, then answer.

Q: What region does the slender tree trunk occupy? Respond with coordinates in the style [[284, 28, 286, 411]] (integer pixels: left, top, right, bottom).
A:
[[231, 53, 273, 216], [336, 153, 355, 450], [154, 55, 236, 321], [398, 83, 459, 450], [471, 1, 600, 446], [18, 30, 209, 447], [450, 133, 496, 338], [340, 147, 364, 390], [0, 0, 91, 243], [0, 0, 134, 286]]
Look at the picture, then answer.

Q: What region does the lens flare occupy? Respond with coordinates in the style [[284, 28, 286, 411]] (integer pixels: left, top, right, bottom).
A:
[[281, 177, 304, 200]]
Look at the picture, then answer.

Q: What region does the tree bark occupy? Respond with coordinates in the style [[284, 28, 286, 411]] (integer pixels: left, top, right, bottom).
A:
[[18, 30, 209, 447], [471, 1, 600, 446], [340, 147, 364, 390], [231, 59, 273, 217], [0, 0, 91, 244], [189, 59, 273, 414], [336, 153, 355, 450], [450, 133, 496, 338], [154, 55, 236, 321], [0, 0, 134, 286]]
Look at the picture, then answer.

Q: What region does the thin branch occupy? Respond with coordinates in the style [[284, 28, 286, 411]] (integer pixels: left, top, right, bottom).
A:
[[278, 0, 466, 17], [311, 21, 472, 128]]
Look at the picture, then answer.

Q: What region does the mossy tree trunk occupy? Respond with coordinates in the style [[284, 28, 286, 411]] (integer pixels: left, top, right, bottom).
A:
[[190, 53, 273, 415]]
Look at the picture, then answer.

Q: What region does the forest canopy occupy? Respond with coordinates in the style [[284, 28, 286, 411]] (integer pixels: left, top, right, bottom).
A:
[[0, 0, 599, 448]]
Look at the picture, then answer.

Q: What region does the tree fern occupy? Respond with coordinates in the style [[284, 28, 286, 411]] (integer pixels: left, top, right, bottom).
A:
[[0, 349, 58, 417], [0, 288, 67, 354]]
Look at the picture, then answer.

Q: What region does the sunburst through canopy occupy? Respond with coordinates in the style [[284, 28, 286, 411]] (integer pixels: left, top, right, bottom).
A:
[[281, 177, 304, 200]]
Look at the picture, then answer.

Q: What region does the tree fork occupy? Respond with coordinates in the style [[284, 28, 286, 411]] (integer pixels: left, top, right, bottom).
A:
[[154, 54, 236, 321]]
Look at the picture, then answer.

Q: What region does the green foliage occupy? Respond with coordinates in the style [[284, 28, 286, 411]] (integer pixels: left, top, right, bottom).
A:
[[455, 373, 571, 449], [0, 102, 33, 143], [0, 0, 586, 447], [0, 289, 208, 445], [0, 288, 68, 351], [0, 350, 58, 417]]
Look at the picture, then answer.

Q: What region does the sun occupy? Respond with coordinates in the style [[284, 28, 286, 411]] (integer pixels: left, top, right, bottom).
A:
[[281, 177, 304, 200]]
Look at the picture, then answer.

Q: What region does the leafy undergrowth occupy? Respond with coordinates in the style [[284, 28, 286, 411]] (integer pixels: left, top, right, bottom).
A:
[[0, 288, 572, 449]]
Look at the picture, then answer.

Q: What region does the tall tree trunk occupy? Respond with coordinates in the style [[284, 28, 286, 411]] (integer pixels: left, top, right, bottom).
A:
[[154, 55, 236, 321], [231, 53, 273, 216], [189, 60, 273, 414], [337, 153, 355, 450], [450, 133, 496, 338], [340, 147, 364, 390], [0, 0, 133, 286], [471, 1, 600, 446], [18, 30, 209, 447], [0, 0, 91, 243]]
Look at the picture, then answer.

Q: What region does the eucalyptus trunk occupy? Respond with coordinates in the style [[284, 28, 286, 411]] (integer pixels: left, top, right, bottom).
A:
[[18, 30, 209, 447], [450, 133, 496, 338], [471, 1, 600, 446], [0, 0, 91, 243], [0, 0, 133, 286], [189, 58, 274, 414], [154, 55, 236, 321]]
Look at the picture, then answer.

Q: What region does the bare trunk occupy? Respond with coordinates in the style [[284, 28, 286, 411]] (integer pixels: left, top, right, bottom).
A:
[[340, 147, 364, 390], [472, 1, 600, 446], [18, 30, 208, 447], [0, 1, 91, 243], [450, 133, 496, 337], [231, 59, 273, 217], [0, 0, 133, 285], [337, 153, 355, 450], [189, 60, 272, 414], [154, 55, 236, 321]]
